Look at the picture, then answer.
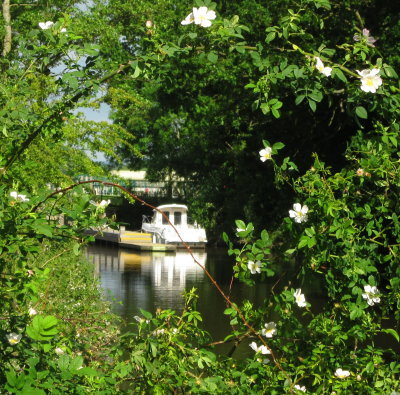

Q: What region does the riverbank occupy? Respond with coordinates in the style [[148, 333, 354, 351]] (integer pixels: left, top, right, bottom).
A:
[[1, 242, 122, 392]]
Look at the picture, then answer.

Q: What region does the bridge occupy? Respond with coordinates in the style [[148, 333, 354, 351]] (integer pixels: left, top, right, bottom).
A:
[[76, 170, 187, 200]]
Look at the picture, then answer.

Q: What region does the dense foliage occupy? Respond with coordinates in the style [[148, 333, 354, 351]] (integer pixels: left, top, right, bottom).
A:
[[94, 0, 400, 239], [0, 0, 399, 393]]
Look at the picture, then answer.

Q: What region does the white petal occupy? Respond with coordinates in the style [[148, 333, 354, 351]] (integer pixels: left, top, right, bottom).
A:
[[360, 84, 376, 93], [364, 285, 373, 293], [181, 12, 194, 25], [200, 20, 212, 27], [206, 10, 216, 20], [323, 67, 332, 76], [259, 345, 271, 354], [357, 69, 369, 77], [293, 203, 302, 212], [301, 205, 309, 214], [289, 210, 296, 218], [197, 6, 208, 15], [249, 341, 258, 352]]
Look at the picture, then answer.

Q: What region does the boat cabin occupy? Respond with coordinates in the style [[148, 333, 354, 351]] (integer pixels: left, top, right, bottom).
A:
[[142, 204, 207, 247], [152, 204, 189, 227]]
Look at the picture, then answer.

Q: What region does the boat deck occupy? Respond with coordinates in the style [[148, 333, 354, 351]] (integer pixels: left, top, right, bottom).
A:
[[85, 229, 176, 252]]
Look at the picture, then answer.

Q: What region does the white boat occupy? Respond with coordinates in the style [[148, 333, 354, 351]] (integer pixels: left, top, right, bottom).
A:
[[141, 204, 207, 248]]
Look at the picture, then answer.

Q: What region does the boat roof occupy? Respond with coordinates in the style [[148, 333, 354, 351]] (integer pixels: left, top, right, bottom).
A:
[[156, 204, 188, 211]]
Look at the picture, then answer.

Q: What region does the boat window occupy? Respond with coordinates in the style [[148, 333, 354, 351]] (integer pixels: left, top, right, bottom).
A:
[[174, 211, 182, 225], [162, 211, 170, 224]]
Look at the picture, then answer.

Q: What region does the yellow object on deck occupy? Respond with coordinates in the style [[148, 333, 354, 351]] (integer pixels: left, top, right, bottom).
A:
[[120, 232, 152, 243]]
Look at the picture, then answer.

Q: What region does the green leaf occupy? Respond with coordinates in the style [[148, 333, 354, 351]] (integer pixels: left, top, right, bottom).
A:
[[308, 99, 317, 112], [309, 91, 323, 102], [207, 52, 218, 63], [73, 243, 80, 256], [265, 32, 276, 43], [295, 95, 305, 105], [298, 237, 309, 249], [132, 65, 141, 79], [382, 64, 398, 78], [139, 309, 152, 320], [235, 219, 246, 231], [262, 139, 271, 148], [69, 356, 84, 372], [355, 106, 368, 119], [381, 328, 399, 342], [350, 307, 363, 320], [58, 355, 70, 371], [260, 102, 269, 114], [32, 223, 53, 238], [234, 45, 245, 54], [271, 108, 280, 118], [26, 315, 58, 341], [272, 142, 285, 150], [333, 68, 347, 83]]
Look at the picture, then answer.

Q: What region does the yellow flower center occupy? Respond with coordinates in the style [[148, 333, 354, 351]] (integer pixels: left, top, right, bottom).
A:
[[366, 78, 374, 86]]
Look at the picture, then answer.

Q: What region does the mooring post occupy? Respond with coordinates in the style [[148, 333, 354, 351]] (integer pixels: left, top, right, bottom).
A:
[[119, 226, 125, 243]]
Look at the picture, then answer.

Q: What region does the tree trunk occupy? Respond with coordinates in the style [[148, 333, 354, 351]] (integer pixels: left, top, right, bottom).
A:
[[2, 0, 11, 56]]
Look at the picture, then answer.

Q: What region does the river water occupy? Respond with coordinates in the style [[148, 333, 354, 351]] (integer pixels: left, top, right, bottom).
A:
[[86, 243, 398, 357], [86, 243, 282, 356]]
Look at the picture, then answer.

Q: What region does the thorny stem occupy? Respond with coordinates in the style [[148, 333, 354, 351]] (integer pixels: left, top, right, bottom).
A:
[[33, 179, 291, 381]]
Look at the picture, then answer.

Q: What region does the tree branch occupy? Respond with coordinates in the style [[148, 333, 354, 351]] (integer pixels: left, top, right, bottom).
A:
[[1, 60, 132, 175]]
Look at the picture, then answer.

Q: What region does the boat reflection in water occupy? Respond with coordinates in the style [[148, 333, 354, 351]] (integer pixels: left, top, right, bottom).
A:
[[86, 244, 207, 319], [86, 243, 275, 355]]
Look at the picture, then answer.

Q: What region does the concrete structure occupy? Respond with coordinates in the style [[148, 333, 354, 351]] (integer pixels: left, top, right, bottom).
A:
[[86, 227, 176, 252]]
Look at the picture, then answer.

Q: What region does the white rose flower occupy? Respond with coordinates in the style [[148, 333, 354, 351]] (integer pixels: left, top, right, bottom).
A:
[[39, 21, 54, 30], [294, 288, 307, 307], [334, 368, 351, 378], [249, 341, 271, 355], [247, 260, 262, 274], [55, 347, 64, 355], [10, 191, 29, 202], [181, 7, 216, 28], [357, 68, 382, 93], [362, 284, 381, 306], [289, 203, 309, 223], [315, 57, 332, 77], [28, 307, 37, 316], [261, 322, 277, 338], [259, 146, 272, 161], [91, 199, 111, 208], [6, 333, 22, 345]]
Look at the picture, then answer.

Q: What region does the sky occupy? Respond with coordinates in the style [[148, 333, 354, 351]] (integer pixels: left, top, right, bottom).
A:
[[78, 102, 111, 122], [77, 102, 112, 162]]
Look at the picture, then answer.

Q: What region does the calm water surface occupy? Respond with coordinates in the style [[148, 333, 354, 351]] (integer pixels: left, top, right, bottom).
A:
[[86, 243, 326, 356]]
